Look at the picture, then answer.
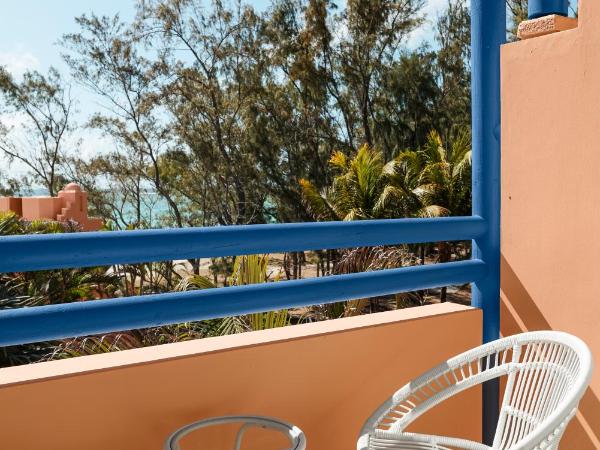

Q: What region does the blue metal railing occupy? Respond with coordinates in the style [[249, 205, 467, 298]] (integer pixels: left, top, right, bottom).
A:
[[0, 259, 486, 346], [0, 0, 505, 444], [0, 216, 486, 345], [0, 216, 486, 273], [472, 0, 504, 443]]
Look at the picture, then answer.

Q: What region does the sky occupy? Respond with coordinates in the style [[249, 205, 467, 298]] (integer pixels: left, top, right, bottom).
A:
[[0, 0, 446, 75], [0, 1, 135, 77], [0, 0, 446, 179]]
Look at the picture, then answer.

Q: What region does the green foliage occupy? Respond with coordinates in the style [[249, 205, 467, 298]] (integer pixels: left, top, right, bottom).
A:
[[393, 130, 472, 218], [0, 213, 120, 366], [178, 254, 290, 336], [42, 0, 472, 228], [0, 211, 21, 235], [0, 0, 478, 363], [301, 144, 395, 221], [301, 129, 471, 306], [300, 130, 471, 223]]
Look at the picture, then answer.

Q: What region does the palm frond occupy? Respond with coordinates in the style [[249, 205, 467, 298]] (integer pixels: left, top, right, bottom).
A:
[[176, 274, 217, 291], [50, 333, 143, 359], [217, 316, 249, 335], [329, 150, 348, 171], [0, 212, 22, 235], [417, 205, 451, 218], [452, 149, 472, 179], [299, 178, 340, 221], [373, 185, 407, 216]]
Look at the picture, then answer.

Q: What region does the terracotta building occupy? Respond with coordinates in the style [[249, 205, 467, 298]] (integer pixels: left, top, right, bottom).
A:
[[0, 183, 103, 231]]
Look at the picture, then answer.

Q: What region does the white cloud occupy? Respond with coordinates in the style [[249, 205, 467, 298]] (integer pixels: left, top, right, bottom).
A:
[[0, 111, 27, 129], [423, 0, 451, 17], [406, 0, 449, 49], [0, 47, 40, 78], [77, 129, 113, 160]]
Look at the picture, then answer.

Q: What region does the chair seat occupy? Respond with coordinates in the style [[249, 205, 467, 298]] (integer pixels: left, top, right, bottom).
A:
[[366, 432, 491, 450]]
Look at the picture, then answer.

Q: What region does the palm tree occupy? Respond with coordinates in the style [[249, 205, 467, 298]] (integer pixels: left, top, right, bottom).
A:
[[403, 130, 471, 217], [178, 254, 290, 335], [390, 130, 472, 300], [300, 134, 471, 224], [299, 144, 399, 221], [300, 130, 472, 303], [300, 144, 419, 316]]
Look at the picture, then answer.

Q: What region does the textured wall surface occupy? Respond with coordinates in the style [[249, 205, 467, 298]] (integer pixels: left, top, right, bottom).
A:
[[0, 304, 481, 450], [502, 1, 600, 447]]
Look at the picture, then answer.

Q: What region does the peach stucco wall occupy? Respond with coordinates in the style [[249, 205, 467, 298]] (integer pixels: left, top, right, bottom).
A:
[[0, 303, 481, 450], [502, 1, 600, 448], [21, 196, 63, 221], [0, 197, 22, 216], [0, 183, 102, 231]]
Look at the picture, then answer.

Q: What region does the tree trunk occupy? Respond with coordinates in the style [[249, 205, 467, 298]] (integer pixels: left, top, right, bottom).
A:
[[283, 253, 292, 280], [361, 97, 372, 146], [438, 241, 452, 302], [292, 252, 298, 279]]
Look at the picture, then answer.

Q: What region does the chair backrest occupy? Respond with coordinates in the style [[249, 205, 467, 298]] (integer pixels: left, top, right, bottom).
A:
[[358, 331, 592, 450], [491, 332, 592, 450]]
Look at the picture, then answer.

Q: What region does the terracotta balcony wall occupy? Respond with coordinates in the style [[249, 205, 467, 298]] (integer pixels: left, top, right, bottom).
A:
[[0, 303, 482, 450]]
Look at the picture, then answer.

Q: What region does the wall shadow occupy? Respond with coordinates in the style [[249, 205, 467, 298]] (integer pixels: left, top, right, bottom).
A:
[[501, 254, 600, 449]]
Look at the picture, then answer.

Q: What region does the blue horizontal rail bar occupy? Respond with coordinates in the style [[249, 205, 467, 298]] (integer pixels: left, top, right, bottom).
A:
[[0, 259, 485, 346], [0, 216, 485, 273]]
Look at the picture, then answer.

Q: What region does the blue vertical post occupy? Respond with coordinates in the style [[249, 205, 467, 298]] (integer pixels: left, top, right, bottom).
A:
[[528, 0, 569, 19], [471, 0, 504, 445]]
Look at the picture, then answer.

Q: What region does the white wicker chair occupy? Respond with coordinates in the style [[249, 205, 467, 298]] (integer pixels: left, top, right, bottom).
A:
[[164, 415, 306, 450], [358, 331, 593, 450]]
